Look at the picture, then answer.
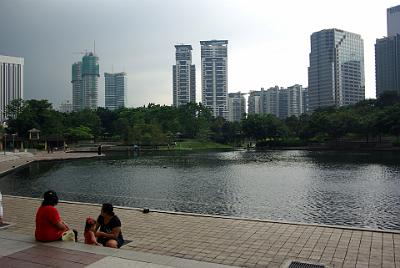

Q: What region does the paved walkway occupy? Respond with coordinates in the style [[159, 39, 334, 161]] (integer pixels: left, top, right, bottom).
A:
[[0, 230, 232, 268], [2, 196, 400, 267]]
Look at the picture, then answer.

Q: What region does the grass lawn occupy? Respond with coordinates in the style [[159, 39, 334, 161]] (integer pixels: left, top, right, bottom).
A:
[[171, 140, 233, 150]]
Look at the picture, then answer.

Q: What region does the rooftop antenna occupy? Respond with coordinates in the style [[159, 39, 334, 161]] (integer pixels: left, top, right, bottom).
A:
[[94, 40, 96, 54], [112, 64, 114, 73]]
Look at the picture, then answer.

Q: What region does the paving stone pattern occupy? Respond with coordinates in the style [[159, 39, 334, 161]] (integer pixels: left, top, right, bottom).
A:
[[0, 245, 105, 267], [3, 196, 400, 268]]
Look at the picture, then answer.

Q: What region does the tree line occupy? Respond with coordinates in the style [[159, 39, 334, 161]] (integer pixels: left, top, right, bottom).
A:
[[3, 91, 400, 147]]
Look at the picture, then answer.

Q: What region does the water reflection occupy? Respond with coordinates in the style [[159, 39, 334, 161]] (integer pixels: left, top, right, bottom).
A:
[[0, 150, 400, 230]]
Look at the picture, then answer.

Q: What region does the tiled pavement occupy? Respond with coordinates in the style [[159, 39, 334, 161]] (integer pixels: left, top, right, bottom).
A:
[[3, 196, 400, 267], [0, 230, 234, 267]]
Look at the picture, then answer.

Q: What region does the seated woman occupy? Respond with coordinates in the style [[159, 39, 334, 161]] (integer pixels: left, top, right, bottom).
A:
[[35, 190, 76, 242], [95, 203, 124, 248]]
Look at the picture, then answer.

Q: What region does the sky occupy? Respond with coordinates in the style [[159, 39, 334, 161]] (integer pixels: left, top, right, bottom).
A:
[[0, 0, 398, 109]]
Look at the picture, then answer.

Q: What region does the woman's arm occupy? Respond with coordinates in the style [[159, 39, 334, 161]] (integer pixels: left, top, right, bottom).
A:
[[96, 227, 121, 240], [55, 221, 68, 232]]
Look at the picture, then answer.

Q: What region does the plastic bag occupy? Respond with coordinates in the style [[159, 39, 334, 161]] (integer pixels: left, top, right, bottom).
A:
[[62, 229, 75, 242]]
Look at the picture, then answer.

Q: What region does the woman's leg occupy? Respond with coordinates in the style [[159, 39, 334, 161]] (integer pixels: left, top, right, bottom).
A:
[[105, 239, 118, 248]]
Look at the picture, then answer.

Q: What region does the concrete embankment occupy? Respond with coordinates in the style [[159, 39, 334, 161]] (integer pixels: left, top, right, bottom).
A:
[[0, 151, 103, 176]]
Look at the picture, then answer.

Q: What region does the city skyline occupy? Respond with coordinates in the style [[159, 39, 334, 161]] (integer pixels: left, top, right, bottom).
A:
[[0, 0, 398, 108]]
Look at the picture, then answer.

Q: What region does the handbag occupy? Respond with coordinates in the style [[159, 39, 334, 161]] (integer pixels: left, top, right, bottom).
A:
[[62, 229, 75, 242]]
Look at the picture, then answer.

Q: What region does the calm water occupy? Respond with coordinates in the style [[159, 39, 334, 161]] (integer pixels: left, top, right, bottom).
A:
[[1, 150, 400, 230]]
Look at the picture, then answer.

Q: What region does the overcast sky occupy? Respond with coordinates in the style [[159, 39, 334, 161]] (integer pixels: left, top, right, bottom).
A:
[[0, 0, 398, 108]]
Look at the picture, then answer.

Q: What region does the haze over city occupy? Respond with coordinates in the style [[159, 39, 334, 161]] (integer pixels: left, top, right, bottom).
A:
[[0, 0, 398, 107]]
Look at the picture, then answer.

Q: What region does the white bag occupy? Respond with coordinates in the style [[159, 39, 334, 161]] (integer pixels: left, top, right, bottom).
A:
[[61, 229, 75, 242]]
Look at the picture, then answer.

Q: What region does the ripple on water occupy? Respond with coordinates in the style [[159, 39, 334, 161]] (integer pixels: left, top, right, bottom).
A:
[[1, 150, 400, 230]]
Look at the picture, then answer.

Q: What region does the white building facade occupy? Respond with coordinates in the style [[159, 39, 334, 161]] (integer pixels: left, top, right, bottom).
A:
[[248, 85, 307, 119], [59, 101, 73, 113], [105, 72, 127, 110], [173, 45, 195, 107], [228, 92, 246, 122], [200, 40, 228, 119], [0, 55, 24, 121]]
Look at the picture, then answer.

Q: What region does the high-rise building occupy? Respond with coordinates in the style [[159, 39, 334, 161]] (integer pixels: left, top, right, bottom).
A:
[[308, 29, 365, 112], [173, 45, 195, 107], [59, 101, 73, 113], [286, 84, 304, 117], [375, 35, 400, 97], [200, 40, 228, 118], [82, 52, 99, 109], [302, 87, 309, 114], [248, 90, 261, 115], [228, 92, 246, 122], [71, 62, 82, 111], [72, 52, 99, 111], [388, 5, 400, 36], [105, 72, 127, 110], [247, 85, 307, 119], [375, 5, 400, 97], [278, 88, 289, 119], [0, 55, 24, 121], [261, 86, 279, 117]]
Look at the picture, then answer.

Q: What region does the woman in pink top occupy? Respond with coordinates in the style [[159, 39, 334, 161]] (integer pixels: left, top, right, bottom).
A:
[[84, 217, 101, 246]]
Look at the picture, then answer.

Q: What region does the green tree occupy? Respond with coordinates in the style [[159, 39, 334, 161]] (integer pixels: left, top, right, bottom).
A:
[[64, 126, 94, 142]]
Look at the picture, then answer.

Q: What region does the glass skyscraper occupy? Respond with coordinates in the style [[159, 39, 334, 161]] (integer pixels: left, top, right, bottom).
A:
[[82, 52, 99, 109], [308, 29, 365, 111], [375, 5, 400, 97], [388, 5, 400, 37], [105, 72, 127, 110], [200, 40, 228, 119], [72, 52, 99, 111], [173, 45, 195, 107]]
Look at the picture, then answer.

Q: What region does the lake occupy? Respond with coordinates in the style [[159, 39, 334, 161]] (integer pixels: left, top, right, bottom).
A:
[[1, 150, 400, 230]]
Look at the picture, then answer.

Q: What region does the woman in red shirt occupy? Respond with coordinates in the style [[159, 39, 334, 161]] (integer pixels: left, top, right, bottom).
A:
[[35, 190, 75, 242]]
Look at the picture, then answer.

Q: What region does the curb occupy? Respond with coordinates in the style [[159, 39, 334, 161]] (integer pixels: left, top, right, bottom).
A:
[[4, 195, 400, 235]]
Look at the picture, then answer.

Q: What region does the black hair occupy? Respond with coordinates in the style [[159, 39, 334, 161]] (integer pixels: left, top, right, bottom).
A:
[[102, 203, 114, 216], [41, 190, 59, 206]]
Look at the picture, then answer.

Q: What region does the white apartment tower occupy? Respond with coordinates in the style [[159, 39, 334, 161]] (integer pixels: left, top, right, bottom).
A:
[[173, 45, 195, 107], [248, 85, 307, 118], [200, 40, 228, 118], [0, 55, 24, 121], [105, 72, 127, 110], [228, 92, 246, 122]]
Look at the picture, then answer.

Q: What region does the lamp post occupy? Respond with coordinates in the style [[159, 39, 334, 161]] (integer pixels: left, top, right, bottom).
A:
[[3, 133, 8, 155], [12, 133, 16, 152]]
